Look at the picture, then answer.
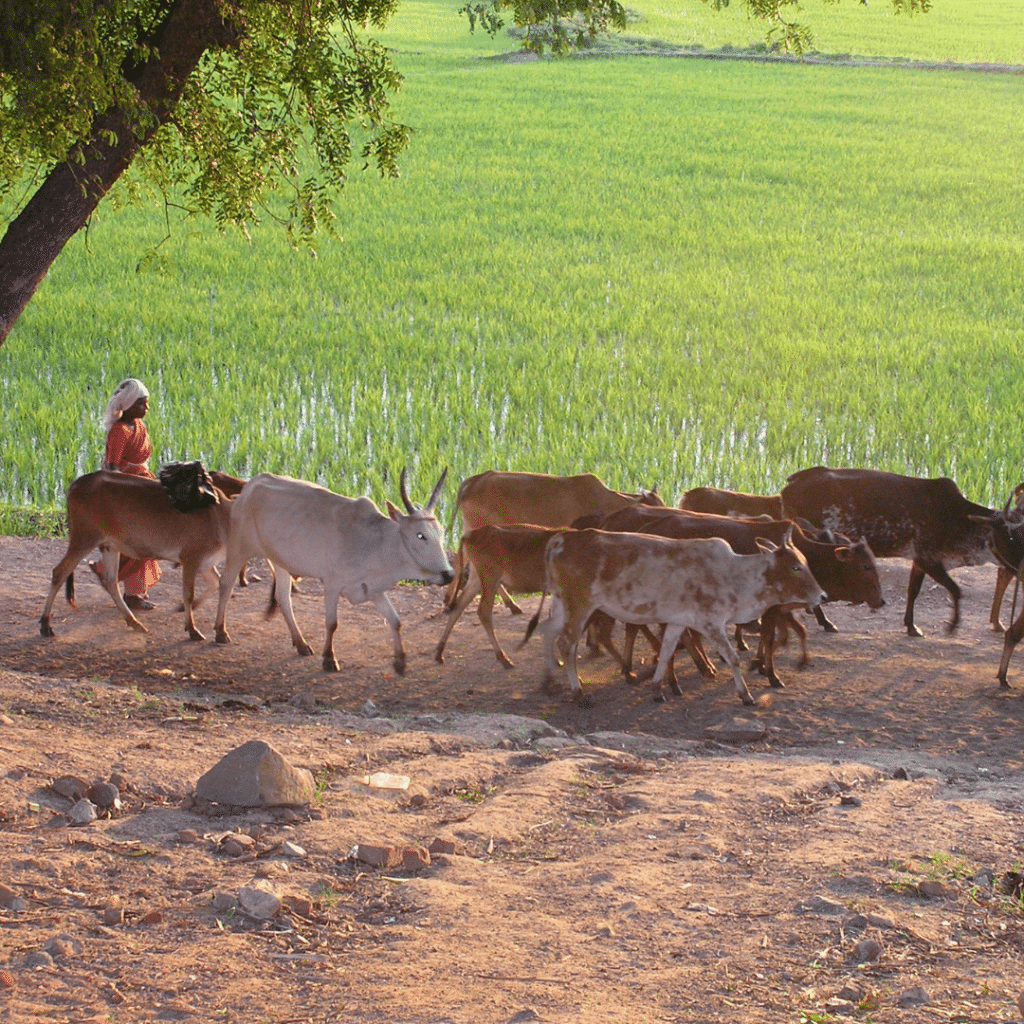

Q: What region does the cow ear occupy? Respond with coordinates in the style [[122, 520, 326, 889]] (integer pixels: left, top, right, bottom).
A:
[[834, 546, 853, 562], [386, 500, 402, 521], [755, 537, 779, 554]]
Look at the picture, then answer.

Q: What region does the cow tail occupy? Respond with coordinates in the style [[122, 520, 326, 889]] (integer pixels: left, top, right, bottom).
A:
[[521, 590, 547, 647], [265, 567, 279, 621], [65, 572, 76, 608]]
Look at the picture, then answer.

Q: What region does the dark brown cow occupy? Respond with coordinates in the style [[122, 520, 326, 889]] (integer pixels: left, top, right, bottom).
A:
[[445, 471, 663, 612], [679, 486, 784, 519], [970, 497, 1024, 687], [781, 467, 996, 637], [987, 483, 1024, 632], [595, 505, 883, 688]]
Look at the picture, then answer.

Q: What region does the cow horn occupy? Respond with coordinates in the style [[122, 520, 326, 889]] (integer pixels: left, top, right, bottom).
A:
[[399, 467, 415, 514], [426, 467, 448, 513]]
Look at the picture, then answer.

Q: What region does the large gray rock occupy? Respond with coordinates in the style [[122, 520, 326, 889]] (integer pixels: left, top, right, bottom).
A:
[[196, 740, 315, 807]]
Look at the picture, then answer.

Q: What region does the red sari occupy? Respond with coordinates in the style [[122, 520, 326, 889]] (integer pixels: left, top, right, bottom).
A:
[[105, 420, 162, 594]]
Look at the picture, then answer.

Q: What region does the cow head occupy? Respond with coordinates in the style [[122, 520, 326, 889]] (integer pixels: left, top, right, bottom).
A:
[[158, 460, 220, 513], [387, 468, 454, 586], [971, 491, 1024, 576]]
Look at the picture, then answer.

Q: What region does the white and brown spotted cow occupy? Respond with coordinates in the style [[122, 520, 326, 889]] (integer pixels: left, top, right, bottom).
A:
[[541, 527, 827, 706]]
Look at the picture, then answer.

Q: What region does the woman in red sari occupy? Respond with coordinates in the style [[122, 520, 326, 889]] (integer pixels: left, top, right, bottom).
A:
[[100, 378, 162, 610]]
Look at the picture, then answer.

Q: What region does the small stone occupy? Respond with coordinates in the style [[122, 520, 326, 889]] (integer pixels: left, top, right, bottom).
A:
[[283, 895, 313, 918], [702, 718, 767, 745], [796, 895, 848, 916], [141, 910, 163, 924], [51, 775, 90, 801], [108, 772, 130, 793], [0, 882, 26, 912], [854, 938, 883, 962], [88, 781, 121, 810], [836, 981, 866, 1003], [0, 713, 15, 726], [211, 893, 238, 912], [281, 841, 306, 858], [892, 767, 909, 780], [428, 838, 457, 856], [23, 951, 54, 969], [973, 868, 996, 888], [177, 829, 200, 844], [355, 842, 402, 869], [897, 987, 929, 1007], [68, 799, 97, 825], [839, 794, 862, 807], [402, 846, 431, 872], [43, 934, 82, 957], [238, 885, 282, 920], [102, 907, 124, 925], [918, 880, 948, 898], [220, 836, 254, 858]]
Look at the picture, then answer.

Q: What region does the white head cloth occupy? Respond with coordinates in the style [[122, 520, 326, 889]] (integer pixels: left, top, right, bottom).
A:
[[102, 378, 150, 433]]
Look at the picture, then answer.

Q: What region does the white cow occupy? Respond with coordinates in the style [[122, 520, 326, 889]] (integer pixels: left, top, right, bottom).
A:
[[214, 469, 453, 674], [542, 527, 827, 706]]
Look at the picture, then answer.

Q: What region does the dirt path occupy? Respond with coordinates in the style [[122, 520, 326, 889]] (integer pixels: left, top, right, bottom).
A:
[[1, 536, 1023, 1022]]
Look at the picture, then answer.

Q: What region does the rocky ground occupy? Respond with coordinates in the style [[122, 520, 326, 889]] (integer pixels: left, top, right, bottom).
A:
[[1, 535, 1023, 1023]]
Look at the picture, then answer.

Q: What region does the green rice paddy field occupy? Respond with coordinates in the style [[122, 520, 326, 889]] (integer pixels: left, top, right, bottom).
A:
[[1, 0, 1022, 535]]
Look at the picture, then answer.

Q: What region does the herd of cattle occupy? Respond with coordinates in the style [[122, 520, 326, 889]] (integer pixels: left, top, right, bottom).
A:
[[37, 464, 1024, 705]]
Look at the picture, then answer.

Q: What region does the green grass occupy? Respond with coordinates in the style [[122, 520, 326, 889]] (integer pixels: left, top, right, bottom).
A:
[[1, 0, 1022, 537]]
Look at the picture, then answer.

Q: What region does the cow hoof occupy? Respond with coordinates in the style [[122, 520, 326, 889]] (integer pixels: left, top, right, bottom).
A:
[[393, 658, 407, 676], [623, 672, 639, 686], [323, 657, 339, 672], [822, 623, 839, 634], [497, 654, 514, 669], [998, 677, 1011, 689], [128, 620, 149, 634], [187, 628, 206, 642], [653, 691, 667, 704], [906, 625, 924, 638], [572, 692, 594, 709], [769, 677, 785, 689], [215, 630, 231, 645], [40, 620, 54, 638], [740, 694, 756, 706], [296, 643, 314, 657], [434, 650, 445, 664], [669, 680, 682, 697]]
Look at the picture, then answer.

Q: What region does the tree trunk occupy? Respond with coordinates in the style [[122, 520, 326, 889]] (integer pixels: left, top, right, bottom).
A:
[[0, 0, 241, 347]]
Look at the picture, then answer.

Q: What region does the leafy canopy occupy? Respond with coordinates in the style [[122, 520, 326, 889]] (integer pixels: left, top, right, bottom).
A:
[[0, 0, 408, 247]]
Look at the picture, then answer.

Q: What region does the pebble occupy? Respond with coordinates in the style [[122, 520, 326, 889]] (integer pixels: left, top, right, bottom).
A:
[[795, 895, 848, 916], [0, 882, 26, 912], [88, 781, 121, 810], [68, 799, 98, 825], [854, 938, 883, 962], [238, 885, 282, 920], [281, 840, 306, 858], [917, 880, 949, 898], [897, 987, 930, 1007], [51, 775, 90, 801]]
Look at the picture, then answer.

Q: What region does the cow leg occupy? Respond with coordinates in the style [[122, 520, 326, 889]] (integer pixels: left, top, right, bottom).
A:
[[214, 541, 253, 646], [542, 596, 568, 690], [180, 562, 206, 642], [732, 623, 749, 652], [996, 600, 1024, 688], [649, 625, 687, 703], [371, 592, 406, 676], [442, 546, 466, 612], [269, 565, 314, 658], [990, 566, 1015, 633], [98, 546, 149, 634], [812, 604, 839, 633], [435, 566, 481, 665], [702, 624, 755, 705], [496, 584, 524, 615], [39, 537, 99, 637], [906, 559, 962, 637], [681, 628, 715, 679], [477, 577, 515, 668]]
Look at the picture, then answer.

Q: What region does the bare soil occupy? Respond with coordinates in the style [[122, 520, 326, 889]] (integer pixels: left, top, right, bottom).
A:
[[1, 535, 1023, 1023]]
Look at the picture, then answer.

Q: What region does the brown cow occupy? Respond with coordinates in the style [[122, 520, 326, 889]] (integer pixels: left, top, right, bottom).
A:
[[40, 470, 233, 641], [445, 471, 663, 612], [679, 486, 784, 519], [541, 528, 827, 705], [971, 496, 1024, 687], [781, 467, 996, 636]]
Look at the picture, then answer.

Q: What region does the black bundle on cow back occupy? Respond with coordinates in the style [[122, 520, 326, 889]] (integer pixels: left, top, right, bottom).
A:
[[158, 461, 220, 513]]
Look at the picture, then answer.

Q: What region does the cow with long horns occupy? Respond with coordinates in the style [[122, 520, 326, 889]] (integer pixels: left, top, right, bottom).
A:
[[214, 469, 453, 674]]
